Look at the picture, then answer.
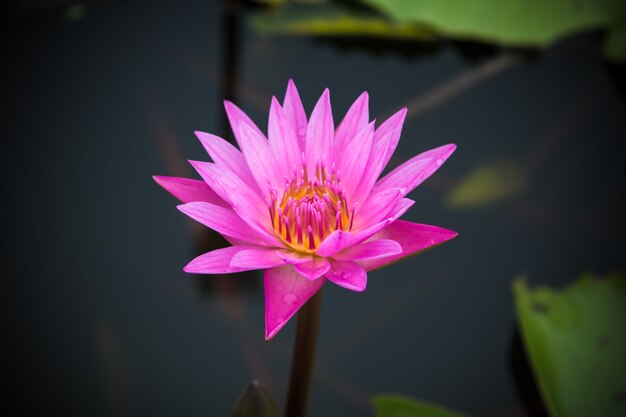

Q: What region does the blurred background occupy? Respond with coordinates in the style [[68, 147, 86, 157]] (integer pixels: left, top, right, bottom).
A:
[[3, 0, 625, 416]]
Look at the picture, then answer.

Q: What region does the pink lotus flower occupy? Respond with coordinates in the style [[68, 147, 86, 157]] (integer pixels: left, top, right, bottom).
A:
[[154, 81, 457, 340]]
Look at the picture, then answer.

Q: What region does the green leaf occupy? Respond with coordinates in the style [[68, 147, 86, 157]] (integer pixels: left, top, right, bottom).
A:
[[251, 3, 437, 40], [372, 395, 471, 417], [230, 380, 282, 417], [446, 160, 527, 209], [513, 272, 626, 417], [252, 0, 626, 62], [359, 0, 625, 47]]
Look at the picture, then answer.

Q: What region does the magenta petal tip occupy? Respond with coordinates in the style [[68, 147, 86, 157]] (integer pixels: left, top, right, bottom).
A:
[[264, 266, 325, 340], [442, 143, 457, 155], [193, 130, 213, 144]]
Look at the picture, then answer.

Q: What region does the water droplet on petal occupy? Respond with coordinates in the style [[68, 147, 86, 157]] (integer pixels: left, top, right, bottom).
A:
[[282, 293, 298, 305], [435, 158, 444, 166], [297, 127, 306, 137]]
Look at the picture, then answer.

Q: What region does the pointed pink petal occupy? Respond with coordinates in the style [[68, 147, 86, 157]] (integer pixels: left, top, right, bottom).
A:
[[230, 249, 285, 269], [343, 109, 410, 209], [190, 160, 266, 219], [177, 202, 268, 245], [294, 257, 331, 281], [277, 251, 313, 265], [374, 144, 457, 196], [268, 96, 301, 178], [334, 239, 402, 261], [282, 79, 308, 149], [230, 204, 282, 247], [325, 260, 367, 292], [184, 245, 258, 274], [315, 230, 352, 258], [334, 91, 369, 156], [236, 123, 283, 193], [388, 198, 415, 221], [189, 160, 237, 206], [305, 89, 334, 176], [317, 196, 412, 257], [352, 188, 403, 231], [375, 108, 407, 170], [350, 129, 393, 208], [316, 218, 394, 258], [223, 101, 282, 191], [190, 161, 280, 245], [264, 265, 325, 340], [357, 220, 458, 271], [224, 100, 267, 143], [153, 176, 228, 207], [194, 131, 257, 188], [339, 121, 375, 199]]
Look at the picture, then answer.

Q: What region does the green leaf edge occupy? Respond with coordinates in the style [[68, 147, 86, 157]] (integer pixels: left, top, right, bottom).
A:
[[512, 272, 626, 417], [372, 394, 471, 417], [512, 277, 561, 417]]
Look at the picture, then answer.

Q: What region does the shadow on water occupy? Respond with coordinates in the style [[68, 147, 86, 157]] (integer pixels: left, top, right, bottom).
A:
[[311, 35, 547, 65]]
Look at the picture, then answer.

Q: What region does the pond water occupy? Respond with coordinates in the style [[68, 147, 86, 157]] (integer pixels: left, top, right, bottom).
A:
[[5, 1, 626, 417]]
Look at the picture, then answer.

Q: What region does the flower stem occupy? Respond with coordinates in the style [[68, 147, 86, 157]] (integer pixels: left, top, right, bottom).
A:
[[285, 289, 323, 417]]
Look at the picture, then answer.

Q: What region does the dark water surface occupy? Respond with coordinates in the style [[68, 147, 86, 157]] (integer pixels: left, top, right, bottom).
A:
[[4, 1, 626, 417]]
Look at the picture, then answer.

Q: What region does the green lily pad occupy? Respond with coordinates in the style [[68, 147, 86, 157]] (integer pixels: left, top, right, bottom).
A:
[[360, 0, 624, 47], [252, 0, 626, 62], [513, 272, 626, 417], [230, 380, 282, 417], [251, 3, 437, 40], [446, 160, 527, 209], [372, 395, 471, 417]]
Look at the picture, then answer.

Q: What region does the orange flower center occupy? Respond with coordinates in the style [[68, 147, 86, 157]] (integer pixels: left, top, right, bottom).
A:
[[269, 164, 352, 254]]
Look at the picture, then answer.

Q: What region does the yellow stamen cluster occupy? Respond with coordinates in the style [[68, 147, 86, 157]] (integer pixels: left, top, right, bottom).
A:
[[269, 164, 352, 254]]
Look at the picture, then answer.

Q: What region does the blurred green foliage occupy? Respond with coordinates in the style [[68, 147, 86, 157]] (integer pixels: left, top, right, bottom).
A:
[[446, 160, 527, 209], [513, 272, 626, 417], [372, 395, 470, 417], [362, 0, 624, 47], [252, 3, 437, 40], [251, 0, 626, 62]]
